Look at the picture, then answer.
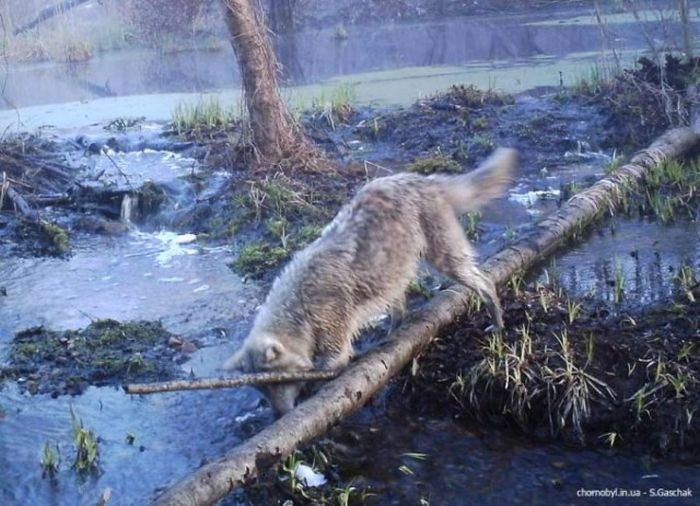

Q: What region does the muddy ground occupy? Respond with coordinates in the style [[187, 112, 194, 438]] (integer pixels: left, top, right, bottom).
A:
[[0, 319, 195, 397]]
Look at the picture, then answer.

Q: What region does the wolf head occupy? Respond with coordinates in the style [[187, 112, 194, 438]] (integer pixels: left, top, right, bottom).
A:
[[222, 333, 313, 415]]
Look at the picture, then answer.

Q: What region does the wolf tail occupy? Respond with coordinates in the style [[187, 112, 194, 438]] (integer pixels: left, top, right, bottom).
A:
[[434, 147, 518, 214]]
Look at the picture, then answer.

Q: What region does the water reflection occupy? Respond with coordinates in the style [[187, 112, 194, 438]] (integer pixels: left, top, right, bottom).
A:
[[2, 13, 696, 109]]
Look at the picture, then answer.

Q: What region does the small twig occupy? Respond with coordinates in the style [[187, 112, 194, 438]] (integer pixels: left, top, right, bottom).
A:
[[4, 176, 33, 189], [124, 370, 339, 395], [101, 148, 132, 189]]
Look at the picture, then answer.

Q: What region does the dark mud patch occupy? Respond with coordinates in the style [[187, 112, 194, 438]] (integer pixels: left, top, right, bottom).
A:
[[308, 84, 614, 173], [0, 134, 81, 257], [169, 132, 368, 280], [350, 85, 521, 164], [241, 407, 699, 506], [1, 319, 191, 396], [400, 284, 700, 458]]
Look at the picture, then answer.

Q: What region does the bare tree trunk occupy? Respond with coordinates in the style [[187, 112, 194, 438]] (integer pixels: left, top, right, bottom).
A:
[[222, 0, 309, 163], [152, 127, 700, 506]]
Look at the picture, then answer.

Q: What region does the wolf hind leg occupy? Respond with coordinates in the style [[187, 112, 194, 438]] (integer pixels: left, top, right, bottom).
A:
[[425, 213, 504, 330]]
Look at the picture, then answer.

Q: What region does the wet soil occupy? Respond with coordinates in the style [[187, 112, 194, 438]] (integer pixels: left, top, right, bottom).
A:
[[173, 83, 616, 281], [405, 286, 700, 455], [1, 319, 192, 396], [337, 85, 612, 169], [196, 82, 700, 503]]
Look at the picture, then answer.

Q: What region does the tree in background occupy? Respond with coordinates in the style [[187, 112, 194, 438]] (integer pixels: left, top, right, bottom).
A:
[[222, 0, 315, 165]]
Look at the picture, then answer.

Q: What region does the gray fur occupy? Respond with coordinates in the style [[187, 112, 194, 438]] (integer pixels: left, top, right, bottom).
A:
[[224, 148, 518, 414]]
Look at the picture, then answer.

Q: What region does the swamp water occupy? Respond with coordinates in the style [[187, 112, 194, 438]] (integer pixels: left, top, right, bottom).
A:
[[3, 6, 700, 128]]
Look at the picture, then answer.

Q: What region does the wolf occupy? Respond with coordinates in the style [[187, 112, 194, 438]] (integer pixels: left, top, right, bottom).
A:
[[223, 148, 518, 414]]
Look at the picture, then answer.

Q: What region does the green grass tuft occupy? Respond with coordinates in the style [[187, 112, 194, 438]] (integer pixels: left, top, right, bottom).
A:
[[406, 153, 462, 175]]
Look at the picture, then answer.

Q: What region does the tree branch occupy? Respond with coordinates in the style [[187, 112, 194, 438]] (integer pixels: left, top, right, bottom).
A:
[[124, 370, 339, 395]]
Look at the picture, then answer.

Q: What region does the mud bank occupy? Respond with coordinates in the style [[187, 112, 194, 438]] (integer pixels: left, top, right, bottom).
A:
[[2, 319, 189, 396]]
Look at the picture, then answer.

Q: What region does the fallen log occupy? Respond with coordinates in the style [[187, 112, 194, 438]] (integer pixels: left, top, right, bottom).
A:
[[153, 127, 700, 506], [125, 370, 339, 395]]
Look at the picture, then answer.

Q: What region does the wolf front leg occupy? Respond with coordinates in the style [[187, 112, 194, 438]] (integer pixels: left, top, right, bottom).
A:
[[315, 338, 355, 371]]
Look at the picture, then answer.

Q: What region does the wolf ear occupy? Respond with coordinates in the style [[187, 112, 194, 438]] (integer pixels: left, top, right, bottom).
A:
[[222, 349, 246, 371], [263, 341, 285, 363]]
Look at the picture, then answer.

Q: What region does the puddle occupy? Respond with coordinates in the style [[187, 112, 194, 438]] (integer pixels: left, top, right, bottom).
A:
[[0, 382, 261, 506], [540, 217, 700, 305], [0, 129, 265, 504]]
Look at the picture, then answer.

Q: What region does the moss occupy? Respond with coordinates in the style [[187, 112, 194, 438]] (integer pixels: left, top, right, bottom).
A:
[[12, 341, 40, 359], [406, 153, 462, 175], [472, 134, 494, 150], [472, 116, 490, 130], [294, 224, 324, 246], [266, 218, 289, 243], [407, 279, 433, 299], [41, 222, 70, 254], [230, 241, 290, 279], [220, 172, 340, 279]]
